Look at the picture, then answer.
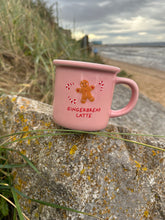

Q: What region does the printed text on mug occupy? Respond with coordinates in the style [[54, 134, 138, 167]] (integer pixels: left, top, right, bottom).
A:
[[67, 106, 101, 118]]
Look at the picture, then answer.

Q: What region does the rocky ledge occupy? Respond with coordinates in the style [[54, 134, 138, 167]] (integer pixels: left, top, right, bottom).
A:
[[0, 95, 164, 220]]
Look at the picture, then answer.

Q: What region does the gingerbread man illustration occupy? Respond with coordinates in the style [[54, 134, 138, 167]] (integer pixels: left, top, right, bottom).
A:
[[76, 80, 95, 103]]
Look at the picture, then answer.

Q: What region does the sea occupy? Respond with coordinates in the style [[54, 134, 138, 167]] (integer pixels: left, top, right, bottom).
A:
[[97, 43, 165, 72]]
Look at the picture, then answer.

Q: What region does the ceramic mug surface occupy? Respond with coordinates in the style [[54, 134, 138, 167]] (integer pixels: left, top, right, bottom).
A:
[[53, 60, 139, 131]]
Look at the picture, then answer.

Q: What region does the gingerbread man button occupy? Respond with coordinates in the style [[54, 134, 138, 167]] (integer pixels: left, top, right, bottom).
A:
[[76, 80, 95, 104]]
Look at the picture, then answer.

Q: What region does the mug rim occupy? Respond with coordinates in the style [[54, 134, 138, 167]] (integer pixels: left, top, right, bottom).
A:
[[53, 59, 120, 74]]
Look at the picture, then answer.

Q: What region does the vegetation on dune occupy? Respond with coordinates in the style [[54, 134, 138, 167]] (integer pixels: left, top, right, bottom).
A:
[[0, 0, 102, 103]]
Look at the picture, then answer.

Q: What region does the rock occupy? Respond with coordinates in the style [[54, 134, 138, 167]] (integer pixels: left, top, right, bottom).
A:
[[111, 84, 165, 135], [0, 95, 165, 220]]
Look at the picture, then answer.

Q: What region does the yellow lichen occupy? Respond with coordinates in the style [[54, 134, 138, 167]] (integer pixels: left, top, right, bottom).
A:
[[11, 97, 17, 102], [22, 126, 29, 132], [134, 160, 141, 169], [97, 145, 103, 151], [20, 105, 25, 111], [23, 118, 28, 123], [3, 119, 6, 126], [87, 176, 91, 181], [134, 161, 148, 172], [111, 193, 116, 200], [34, 213, 39, 218], [18, 177, 27, 186], [104, 176, 110, 182], [123, 168, 128, 171], [45, 122, 51, 127], [152, 150, 156, 156], [93, 207, 96, 211], [80, 169, 85, 174], [63, 172, 71, 177], [19, 113, 24, 120], [143, 210, 149, 217], [48, 142, 52, 149], [89, 150, 93, 156], [22, 133, 28, 139], [12, 136, 16, 141], [142, 167, 148, 171], [69, 145, 77, 155], [103, 200, 107, 205], [45, 151, 51, 156], [20, 150, 26, 155], [127, 188, 134, 192], [12, 170, 17, 180], [35, 139, 40, 145], [27, 139, 31, 145]]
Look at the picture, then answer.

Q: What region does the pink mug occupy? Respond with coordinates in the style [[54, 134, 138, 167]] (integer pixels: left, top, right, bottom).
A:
[[53, 60, 139, 131]]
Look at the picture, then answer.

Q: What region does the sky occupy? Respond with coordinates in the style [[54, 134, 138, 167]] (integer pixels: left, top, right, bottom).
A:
[[46, 0, 165, 44]]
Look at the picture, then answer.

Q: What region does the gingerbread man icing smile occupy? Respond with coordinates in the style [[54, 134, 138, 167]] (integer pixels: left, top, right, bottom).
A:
[[76, 80, 95, 104]]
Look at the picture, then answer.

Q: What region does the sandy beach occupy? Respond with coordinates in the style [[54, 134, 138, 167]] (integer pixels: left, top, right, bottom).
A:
[[102, 57, 165, 107]]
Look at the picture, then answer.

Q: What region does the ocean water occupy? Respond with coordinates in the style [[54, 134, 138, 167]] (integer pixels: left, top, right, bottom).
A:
[[98, 45, 165, 72]]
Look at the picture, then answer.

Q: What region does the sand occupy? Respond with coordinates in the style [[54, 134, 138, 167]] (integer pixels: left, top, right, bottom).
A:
[[102, 57, 165, 107]]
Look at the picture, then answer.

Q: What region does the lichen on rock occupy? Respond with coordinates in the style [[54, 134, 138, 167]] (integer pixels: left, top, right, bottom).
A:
[[0, 95, 165, 220]]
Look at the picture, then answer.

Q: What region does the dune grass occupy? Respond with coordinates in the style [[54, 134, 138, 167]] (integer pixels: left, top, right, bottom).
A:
[[0, 0, 102, 103]]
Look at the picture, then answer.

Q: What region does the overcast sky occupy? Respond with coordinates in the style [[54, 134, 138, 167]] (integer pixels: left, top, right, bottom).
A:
[[47, 0, 165, 44]]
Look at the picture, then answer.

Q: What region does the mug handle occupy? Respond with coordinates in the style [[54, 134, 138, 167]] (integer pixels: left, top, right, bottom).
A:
[[110, 77, 139, 118]]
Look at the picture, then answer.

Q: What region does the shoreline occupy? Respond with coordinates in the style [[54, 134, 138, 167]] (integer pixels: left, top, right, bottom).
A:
[[102, 56, 165, 107]]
